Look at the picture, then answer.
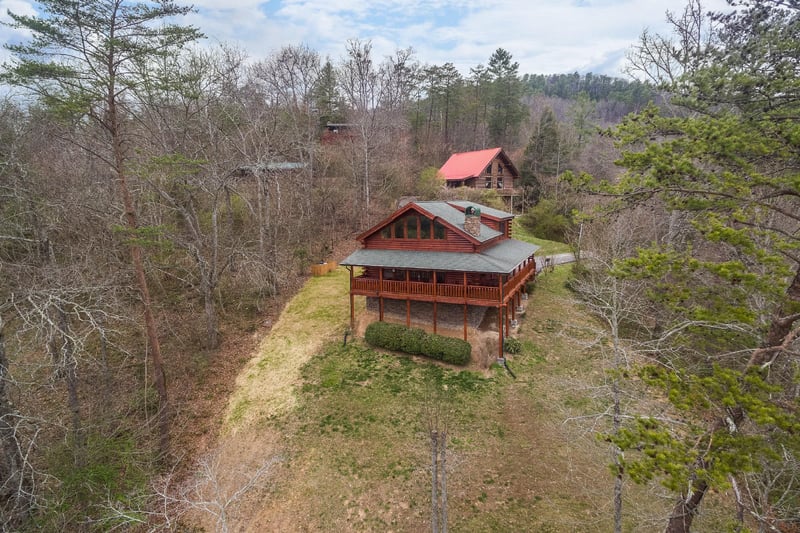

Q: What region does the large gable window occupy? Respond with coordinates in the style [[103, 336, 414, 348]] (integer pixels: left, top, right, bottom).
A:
[[382, 213, 446, 240]]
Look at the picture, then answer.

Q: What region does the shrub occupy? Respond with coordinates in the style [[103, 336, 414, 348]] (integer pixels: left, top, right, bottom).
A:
[[437, 336, 471, 365], [504, 337, 523, 354], [364, 321, 405, 351], [400, 327, 426, 355], [422, 333, 471, 365], [519, 199, 573, 242], [364, 322, 471, 365]]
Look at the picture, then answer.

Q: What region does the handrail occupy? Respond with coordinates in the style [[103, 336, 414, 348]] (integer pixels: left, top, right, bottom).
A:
[[350, 259, 535, 303]]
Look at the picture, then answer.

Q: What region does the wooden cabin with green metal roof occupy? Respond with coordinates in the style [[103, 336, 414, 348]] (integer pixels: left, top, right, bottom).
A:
[[341, 201, 538, 361]]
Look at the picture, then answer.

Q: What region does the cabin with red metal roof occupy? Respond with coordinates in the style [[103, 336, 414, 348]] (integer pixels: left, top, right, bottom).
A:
[[439, 147, 521, 196], [341, 200, 538, 362]]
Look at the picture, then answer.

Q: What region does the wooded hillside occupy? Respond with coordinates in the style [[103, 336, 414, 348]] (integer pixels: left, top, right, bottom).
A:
[[0, 0, 797, 531]]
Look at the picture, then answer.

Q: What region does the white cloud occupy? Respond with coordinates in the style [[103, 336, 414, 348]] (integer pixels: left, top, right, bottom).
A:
[[1, 0, 734, 77]]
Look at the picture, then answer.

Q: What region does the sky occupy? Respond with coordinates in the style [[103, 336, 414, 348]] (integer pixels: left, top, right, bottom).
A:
[[0, 0, 732, 79]]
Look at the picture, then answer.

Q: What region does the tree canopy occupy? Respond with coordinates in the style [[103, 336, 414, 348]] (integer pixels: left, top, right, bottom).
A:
[[570, 1, 800, 530]]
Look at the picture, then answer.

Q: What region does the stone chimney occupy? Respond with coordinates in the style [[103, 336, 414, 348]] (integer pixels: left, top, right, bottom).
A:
[[464, 205, 481, 238]]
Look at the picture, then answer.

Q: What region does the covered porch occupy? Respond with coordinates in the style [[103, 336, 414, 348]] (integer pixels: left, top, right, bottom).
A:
[[344, 255, 536, 359]]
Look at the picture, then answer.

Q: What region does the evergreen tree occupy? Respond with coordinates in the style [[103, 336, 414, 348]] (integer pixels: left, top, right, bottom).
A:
[[2, 0, 203, 458], [522, 107, 571, 205], [571, 2, 800, 531], [314, 60, 346, 127], [486, 48, 527, 148]]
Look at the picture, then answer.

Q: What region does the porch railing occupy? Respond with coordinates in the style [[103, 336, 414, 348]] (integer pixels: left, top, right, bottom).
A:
[[350, 259, 535, 304]]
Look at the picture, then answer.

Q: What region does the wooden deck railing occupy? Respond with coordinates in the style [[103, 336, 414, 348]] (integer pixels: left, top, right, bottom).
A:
[[350, 259, 535, 304]]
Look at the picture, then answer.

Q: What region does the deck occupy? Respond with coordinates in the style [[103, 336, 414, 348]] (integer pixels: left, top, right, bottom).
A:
[[350, 260, 535, 307]]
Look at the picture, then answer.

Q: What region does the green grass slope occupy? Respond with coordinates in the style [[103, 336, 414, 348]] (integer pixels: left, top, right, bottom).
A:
[[210, 237, 734, 532]]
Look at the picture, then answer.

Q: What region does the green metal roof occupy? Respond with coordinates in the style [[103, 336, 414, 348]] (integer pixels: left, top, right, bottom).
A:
[[413, 201, 501, 243], [445, 200, 513, 220], [341, 239, 539, 274]]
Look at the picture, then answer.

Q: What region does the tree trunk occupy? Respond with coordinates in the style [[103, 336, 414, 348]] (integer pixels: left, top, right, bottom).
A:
[[202, 273, 218, 350], [431, 429, 439, 533], [0, 322, 31, 528], [109, 89, 170, 459], [611, 308, 623, 533], [440, 430, 448, 533], [664, 265, 800, 532], [224, 186, 237, 273], [664, 479, 709, 533], [54, 306, 85, 468], [613, 379, 623, 533]]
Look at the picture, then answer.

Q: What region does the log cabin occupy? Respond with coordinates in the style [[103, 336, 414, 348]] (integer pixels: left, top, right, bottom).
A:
[[439, 147, 521, 197], [341, 200, 538, 360]]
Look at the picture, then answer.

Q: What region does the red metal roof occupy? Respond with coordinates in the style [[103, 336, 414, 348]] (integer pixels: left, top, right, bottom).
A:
[[439, 147, 502, 181]]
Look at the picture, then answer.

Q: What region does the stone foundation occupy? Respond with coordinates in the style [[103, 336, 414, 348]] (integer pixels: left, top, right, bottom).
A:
[[366, 297, 489, 330]]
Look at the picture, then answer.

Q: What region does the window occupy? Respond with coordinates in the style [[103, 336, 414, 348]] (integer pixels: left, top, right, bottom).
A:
[[498, 165, 504, 175], [406, 215, 418, 239], [380, 226, 391, 239], [486, 164, 492, 174], [496, 177, 503, 188], [433, 221, 446, 239], [393, 219, 405, 239], [420, 217, 431, 239], [485, 178, 492, 188], [410, 271, 430, 282], [384, 268, 405, 280]]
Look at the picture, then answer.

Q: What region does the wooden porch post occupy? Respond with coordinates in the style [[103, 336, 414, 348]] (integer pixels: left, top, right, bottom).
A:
[[379, 268, 384, 321], [406, 270, 411, 328], [497, 306, 504, 358], [463, 271, 468, 341], [433, 271, 438, 334], [463, 304, 468, 341], [348, 266, 355, 329]]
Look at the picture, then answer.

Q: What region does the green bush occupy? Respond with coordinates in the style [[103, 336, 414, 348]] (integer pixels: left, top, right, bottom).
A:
[[504, 337, 523, 354], [364, 322, 471, 365], [519, 199, 573, 242], [421, 332, 471, 365], [401, 327, 426, 355], [436, 336, 471, 365], [364, 321, 405, 351]]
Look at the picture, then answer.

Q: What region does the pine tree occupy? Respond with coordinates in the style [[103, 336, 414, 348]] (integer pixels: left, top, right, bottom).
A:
[[571, 2, 800, 530], [2, 0, 203, 458], [487, 48, 527, 148]]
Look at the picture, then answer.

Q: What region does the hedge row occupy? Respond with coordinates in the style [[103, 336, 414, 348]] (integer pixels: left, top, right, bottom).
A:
[[364, 321, 471, 365]]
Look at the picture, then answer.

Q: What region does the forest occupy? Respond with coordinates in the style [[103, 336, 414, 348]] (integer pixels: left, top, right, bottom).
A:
[[0, 0, 798, 531]]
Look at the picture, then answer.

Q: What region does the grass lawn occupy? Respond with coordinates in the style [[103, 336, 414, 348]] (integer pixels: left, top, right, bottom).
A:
[[213, 259, 735, 532], [512, 224, 572, 256]]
